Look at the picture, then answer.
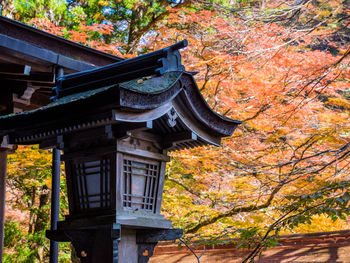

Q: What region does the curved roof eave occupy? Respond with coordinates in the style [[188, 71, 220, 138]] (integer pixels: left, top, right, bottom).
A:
[[118, 72, 241, 137], [0, 71, 240, 144], [180, 72, 241, 136]]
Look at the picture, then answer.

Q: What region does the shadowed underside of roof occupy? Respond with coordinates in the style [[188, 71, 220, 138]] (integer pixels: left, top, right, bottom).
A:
[[0, 15, 123, 114]]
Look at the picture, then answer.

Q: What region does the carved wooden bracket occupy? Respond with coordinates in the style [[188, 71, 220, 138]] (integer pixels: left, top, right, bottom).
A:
[[166, 108, 178, 128], [0, 136, 16, 152], [137, 229, 183, 263]]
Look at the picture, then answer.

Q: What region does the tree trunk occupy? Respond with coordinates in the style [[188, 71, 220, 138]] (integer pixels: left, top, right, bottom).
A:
[[34, 186, 50, 233], [28, 187, 36, 234], [127, 8, 141, 54]]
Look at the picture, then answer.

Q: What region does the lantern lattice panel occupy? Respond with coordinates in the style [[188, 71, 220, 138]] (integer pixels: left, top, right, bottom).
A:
[[71, 157, 112, 212], [122, 157, 160, 213]]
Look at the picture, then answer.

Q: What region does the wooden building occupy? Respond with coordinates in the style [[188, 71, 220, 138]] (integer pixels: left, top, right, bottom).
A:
[[0, 15, 122, 263], [0, 15, 122, 114]]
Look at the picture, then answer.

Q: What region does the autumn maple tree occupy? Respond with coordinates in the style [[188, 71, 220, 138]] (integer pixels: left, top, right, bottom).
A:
[[160, 0, 350, 242], [1, 0, 350, 262]]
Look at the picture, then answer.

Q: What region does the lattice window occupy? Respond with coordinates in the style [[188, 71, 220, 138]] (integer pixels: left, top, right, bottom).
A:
[[123, 158, 160, 212], [71, 158, 111, 212]]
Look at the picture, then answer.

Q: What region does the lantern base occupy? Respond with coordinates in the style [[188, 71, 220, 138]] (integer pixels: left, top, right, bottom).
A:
[[47, 223, 121, 263], [47, 223, 183, 263]]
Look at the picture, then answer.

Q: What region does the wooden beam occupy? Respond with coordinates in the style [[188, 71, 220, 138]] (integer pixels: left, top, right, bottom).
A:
[[0, 16, 122, 66], [0, 64, 31, 75], [116, 144, 169, 162], [0, 34, 97, 72], [0, 80, 55, 90], [0, 53, 55, 73], [0, 72, 54, 84], [38, 135, 64, 150], [113, 121, 153, 138], [130, 131, 163, 143], [136, 229, 183, 243]]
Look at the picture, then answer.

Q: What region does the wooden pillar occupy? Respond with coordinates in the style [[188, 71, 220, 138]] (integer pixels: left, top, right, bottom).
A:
[[49, 67, 64, 263], [49, 148, 60, 263], [0, 136, 14, 263], [0, 149, 7, 263]]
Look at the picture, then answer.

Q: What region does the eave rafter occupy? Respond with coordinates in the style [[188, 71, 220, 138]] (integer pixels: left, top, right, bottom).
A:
[[0, 40, 240, 151], [0, 72, 54, 84], [0, 64, 31, 75], [4, 95, 222, 151]]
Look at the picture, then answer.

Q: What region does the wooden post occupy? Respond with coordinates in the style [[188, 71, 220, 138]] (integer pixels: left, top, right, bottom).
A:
[[49, 148, 60, 263], [49, 67, 64, 263], [0, 136, 14, 263], [0, 149, 7, 263]]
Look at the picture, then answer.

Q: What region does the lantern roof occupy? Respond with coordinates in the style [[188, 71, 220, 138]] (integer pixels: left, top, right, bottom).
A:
[[0, 41, 241, 150]]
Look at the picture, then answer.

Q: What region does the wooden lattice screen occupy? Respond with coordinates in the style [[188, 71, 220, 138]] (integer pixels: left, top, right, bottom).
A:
[[123, 157, 160, 213], [71, 158, 112, 212]]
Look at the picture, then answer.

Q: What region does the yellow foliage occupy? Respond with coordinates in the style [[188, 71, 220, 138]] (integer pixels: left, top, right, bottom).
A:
[[288, 214, 348, 234], [326, 97, 350, 110], [98, 0, 109, 6]]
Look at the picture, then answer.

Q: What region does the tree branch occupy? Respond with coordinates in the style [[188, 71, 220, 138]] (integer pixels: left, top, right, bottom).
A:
[[185, 183, 283, 233]]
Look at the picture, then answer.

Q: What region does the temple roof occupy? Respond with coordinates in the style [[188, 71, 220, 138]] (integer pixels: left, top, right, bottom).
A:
[[0, 41, 240, 150], [0, 71, 183, 125], [0, 16, 123, 68], [0, 15, 123, 114]]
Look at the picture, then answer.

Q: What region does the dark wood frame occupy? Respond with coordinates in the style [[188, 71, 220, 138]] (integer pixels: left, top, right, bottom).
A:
[[0, 15, 123, 70], [64, 149, 117, 218]]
